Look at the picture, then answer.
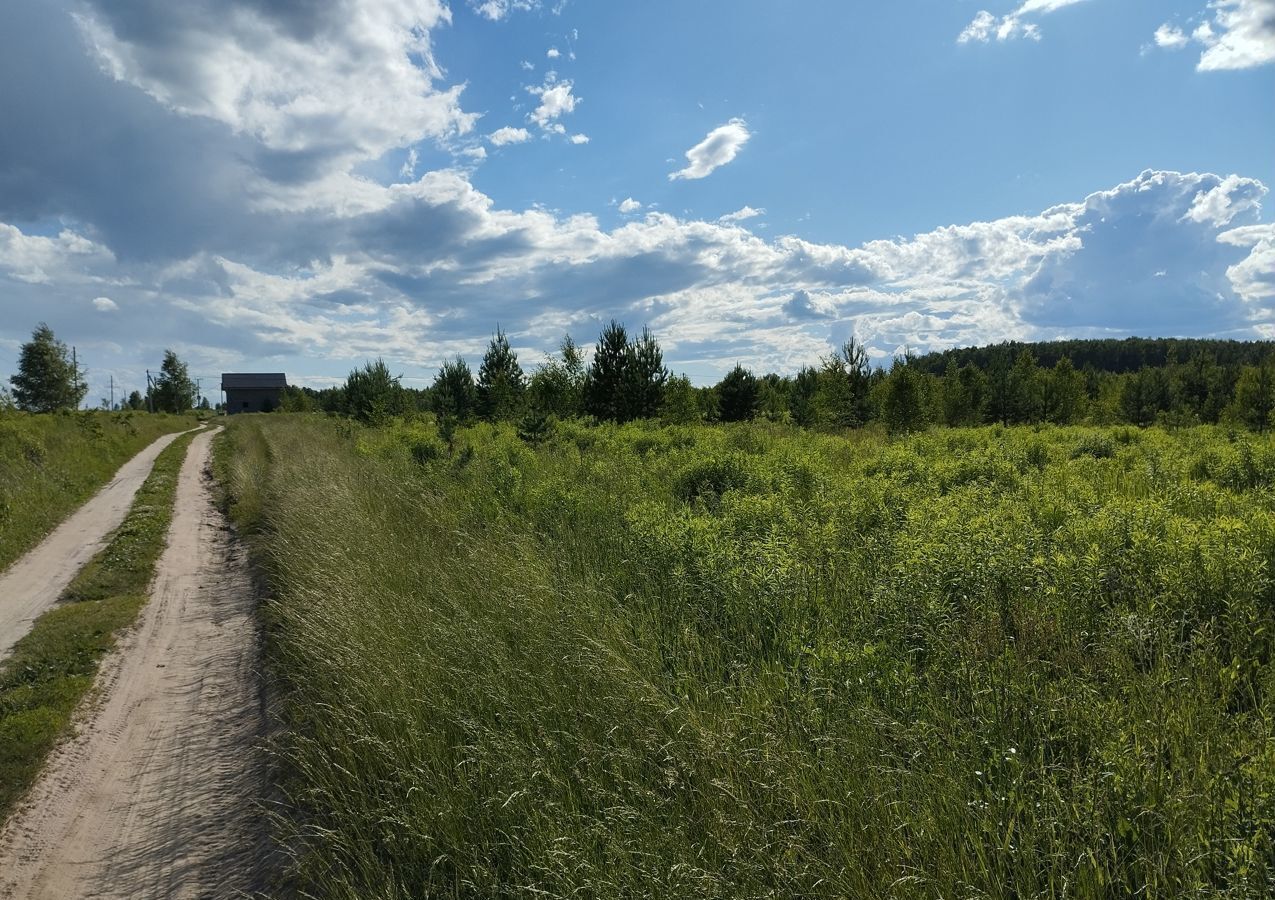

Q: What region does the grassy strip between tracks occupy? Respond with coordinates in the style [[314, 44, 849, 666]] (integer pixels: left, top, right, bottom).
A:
[[0, 430, 197, 821]]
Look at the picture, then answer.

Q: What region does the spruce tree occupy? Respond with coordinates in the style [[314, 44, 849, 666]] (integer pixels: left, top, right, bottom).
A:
[[10, 323, 86, 412], [476, 329, 526, 421]]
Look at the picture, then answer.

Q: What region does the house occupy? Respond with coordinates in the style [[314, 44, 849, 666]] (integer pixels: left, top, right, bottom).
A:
[[221, 373, 287, 414]]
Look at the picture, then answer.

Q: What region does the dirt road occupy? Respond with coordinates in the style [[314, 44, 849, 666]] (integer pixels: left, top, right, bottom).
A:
[[0, 427, 197, 661], [0, 427, 269, 899]]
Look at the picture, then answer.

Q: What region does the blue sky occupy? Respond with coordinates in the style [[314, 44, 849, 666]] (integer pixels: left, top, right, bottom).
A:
[[0, 0, 1272, 401]]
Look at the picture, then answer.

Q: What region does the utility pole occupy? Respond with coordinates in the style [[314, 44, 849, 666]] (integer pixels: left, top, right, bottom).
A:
[[72, 346, 79, 410], [110, 374, 114, 411]]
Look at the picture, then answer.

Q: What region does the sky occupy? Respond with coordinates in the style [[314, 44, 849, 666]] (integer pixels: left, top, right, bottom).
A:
[[0, 0, 1272, 402]]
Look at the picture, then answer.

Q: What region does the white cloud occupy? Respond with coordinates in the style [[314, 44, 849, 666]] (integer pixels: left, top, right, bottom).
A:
[[569, 133, 590, 144], [958, 0, 1089, 43], [1154, 24, 1190, 49], [1151, 2, 1275, 69], [520, 60, 535, 71], [462, 146, 488, 160], [618, 198, 643, 214], [527, 78, 580, 129], [1181, 174, 1267, 226], [719, 206, 765, 223], [400, 147, 419, 178], [0, 225, 114, 285], [1197, 0, 1275, 70], [489, 126, 532, 145], [669, 118, 751, 181], [73, 0, 478, 164], [1218, 224, 1275, 302], [547, 47, 560, 59], [92, 296, 119, 311], [468, 0, 538, 21], [3, 162, 1271, 389]]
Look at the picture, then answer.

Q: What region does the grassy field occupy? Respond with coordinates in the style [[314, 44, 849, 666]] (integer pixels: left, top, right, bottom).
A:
[[220, 415, 1275, 898], [0, 431, 196, 819], [0, 410, 200, 572]]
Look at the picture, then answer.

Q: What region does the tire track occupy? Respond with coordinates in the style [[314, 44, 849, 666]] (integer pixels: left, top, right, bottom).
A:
[[0, 427, 269, 899]]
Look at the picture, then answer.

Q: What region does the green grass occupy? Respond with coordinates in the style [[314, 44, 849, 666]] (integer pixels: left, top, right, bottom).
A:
[[0, 432, 195, 820], [0, 410, 200, 572], [221, 416, 1275, 899]]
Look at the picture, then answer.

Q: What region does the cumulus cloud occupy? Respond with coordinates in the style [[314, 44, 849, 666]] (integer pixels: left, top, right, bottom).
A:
[[719, 206, 765, 223], [1150, 1, 1275, 69], [5, 161, 1270, 402], [547, 47, 560, 58], [569, 133, 590, 144], [527, 78, 580, 129], [618, 198, 643, 214], [1219, 224, 1275, 302], [1154, 24, 1190, 49], [73, 0, 478, 165], [92, 296, 118, 311], [959, 0, 1089, 43], [669, 119, 751, 181], [489, 126, 532, 145], [1197, 0, 1275, 70]]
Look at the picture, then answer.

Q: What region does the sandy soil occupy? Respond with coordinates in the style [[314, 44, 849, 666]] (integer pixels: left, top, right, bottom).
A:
[[0, 427, 270, 899], [0, 427, 198, 661]]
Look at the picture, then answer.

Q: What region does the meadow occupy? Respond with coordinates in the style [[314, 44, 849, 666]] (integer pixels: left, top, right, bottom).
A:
[[219, 415, 1275, 898], [0, 410, 199, 570]]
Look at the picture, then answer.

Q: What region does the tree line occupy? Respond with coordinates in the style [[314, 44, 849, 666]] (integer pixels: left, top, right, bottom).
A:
[[5, 323, 206, 414], [286, 325, 1275, 433]]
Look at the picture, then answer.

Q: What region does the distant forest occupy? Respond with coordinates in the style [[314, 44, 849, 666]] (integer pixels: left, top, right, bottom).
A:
[[912, 337, 1275, 376], [283, 330, 1275, 434]]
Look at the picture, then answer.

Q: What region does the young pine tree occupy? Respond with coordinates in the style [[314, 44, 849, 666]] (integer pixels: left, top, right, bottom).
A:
[[1229, 363, 1275, 432], [476, 329, 526, 421], [431, 357, 478, 424], [10, 323, 86, 412], [344, 358, 406, 425], [584, 320, 630, 421], [716, 364, 760, 422], [881, 354, 929, 434], [624, 326, 668, 420]]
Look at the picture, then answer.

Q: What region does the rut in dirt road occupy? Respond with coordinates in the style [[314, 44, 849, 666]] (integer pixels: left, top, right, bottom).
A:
[[0, 428, 198, 661], [0, 427, 270, 900]]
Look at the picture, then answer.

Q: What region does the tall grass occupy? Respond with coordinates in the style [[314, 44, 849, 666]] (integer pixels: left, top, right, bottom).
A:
[[0, 410, 199, 571], [221, 416, 1275, 898]]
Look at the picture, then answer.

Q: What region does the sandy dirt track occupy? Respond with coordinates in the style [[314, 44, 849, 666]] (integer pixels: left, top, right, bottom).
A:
[[0, 427, 269, 899], [0, 428, 196, 661]]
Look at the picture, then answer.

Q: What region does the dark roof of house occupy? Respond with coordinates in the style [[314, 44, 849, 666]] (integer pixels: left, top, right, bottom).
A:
[[221, 373, 288, 390]]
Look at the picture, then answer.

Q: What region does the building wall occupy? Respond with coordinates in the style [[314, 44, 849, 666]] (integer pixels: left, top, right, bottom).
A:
[[225, 388, 283, 414]]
